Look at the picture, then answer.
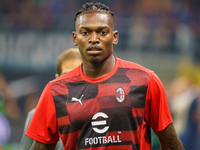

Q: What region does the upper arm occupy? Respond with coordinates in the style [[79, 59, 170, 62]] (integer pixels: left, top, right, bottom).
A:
[[145, 72, 173, 131], [155, 123, 185, 150], [31, 140, 57, 150]]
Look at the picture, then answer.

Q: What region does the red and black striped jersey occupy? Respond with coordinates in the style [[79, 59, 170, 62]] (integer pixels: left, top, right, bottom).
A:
[[26, 57, 173, 150]]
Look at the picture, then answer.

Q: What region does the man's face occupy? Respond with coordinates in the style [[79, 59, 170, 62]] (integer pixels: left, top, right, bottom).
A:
[[72, 13, 118, 64]]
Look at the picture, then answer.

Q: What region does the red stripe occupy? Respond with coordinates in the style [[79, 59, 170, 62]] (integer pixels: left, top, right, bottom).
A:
[[132, 107, 144, 117], [61, 130, 81, 150], [57, 116, 71, 126], [81, 145, 132, 150], [51, 82, 69, 96]]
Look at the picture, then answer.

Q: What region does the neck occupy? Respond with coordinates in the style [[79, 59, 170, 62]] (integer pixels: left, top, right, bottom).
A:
[[82, 55, 116, 79]]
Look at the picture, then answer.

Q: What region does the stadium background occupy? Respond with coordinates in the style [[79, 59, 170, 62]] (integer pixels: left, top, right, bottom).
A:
[[0, 0, 200, 149]]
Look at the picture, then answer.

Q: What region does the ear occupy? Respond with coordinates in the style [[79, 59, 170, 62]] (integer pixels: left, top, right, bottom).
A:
[[72, 31, 78, 46], [55, 73, 59, 78], [113, 30, 119, 45]]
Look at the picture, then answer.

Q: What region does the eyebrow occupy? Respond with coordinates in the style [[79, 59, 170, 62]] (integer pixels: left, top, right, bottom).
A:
[[79, 26, 110, 31]]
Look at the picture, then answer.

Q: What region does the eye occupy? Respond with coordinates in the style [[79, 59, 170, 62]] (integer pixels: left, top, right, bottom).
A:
[[101, 30, 108, 36], [82, 31, 88, 36]]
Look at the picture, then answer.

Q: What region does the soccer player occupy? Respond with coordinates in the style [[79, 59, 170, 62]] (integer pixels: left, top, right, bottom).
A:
[[26, 2, 184, 150], [20, 48, 81, 150]]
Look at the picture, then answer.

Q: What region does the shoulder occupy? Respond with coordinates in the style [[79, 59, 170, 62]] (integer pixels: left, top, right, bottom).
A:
[[117, 57, 154, 75], [48, 66, 81, 86]]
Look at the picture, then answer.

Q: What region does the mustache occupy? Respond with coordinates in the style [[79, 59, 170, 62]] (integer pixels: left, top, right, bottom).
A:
[[87, 46, 102, 50]]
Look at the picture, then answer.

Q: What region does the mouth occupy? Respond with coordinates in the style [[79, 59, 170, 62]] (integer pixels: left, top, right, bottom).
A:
[[87, 46, 102, 55]]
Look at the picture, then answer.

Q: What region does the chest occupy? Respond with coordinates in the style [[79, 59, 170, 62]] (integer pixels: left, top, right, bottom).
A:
[[65, 81, 147, 128], [53, 68, 150, 130]]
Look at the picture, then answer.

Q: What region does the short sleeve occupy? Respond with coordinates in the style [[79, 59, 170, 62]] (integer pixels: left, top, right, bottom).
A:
[[26, 83, 59, 144], [144, 71, 173, 131]]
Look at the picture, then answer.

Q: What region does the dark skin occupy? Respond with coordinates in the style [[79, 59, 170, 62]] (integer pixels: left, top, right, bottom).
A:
[[72, 12, 118, 79], [31, 12, 184, 150], [31, 140, 56, 150], [156, 123, 184, 149]]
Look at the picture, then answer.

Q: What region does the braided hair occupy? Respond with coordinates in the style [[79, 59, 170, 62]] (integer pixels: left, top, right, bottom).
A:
[[74, 2, 114, 22]]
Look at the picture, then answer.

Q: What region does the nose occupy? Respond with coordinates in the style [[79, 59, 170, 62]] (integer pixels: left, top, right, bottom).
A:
[[89, 32, 99, 43]]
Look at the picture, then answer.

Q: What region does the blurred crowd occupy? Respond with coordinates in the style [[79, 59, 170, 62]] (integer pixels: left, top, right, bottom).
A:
[[0, 73, 41, 149], [0, 0, 200, 150], [0, 0, 200, 58]]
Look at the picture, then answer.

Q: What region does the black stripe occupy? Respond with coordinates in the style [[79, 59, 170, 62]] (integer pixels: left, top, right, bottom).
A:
[[102, 106, 142, 131], [66, 82, 98, 102], [102, 68, 130, 83], [53, 94, 68, 118], [129, 86, 148, 108], [59, 124, 79, 134]]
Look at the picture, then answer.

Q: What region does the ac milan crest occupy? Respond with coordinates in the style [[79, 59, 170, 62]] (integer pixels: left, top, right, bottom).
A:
[[116, 88, 125, 102]]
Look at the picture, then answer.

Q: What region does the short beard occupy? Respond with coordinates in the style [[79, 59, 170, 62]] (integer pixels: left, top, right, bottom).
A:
[[90, 58, 102, 66], [90, 54, 111, 67]]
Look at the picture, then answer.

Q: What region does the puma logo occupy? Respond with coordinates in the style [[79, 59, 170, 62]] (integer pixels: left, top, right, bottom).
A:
[[71, 95, 84, 105]]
